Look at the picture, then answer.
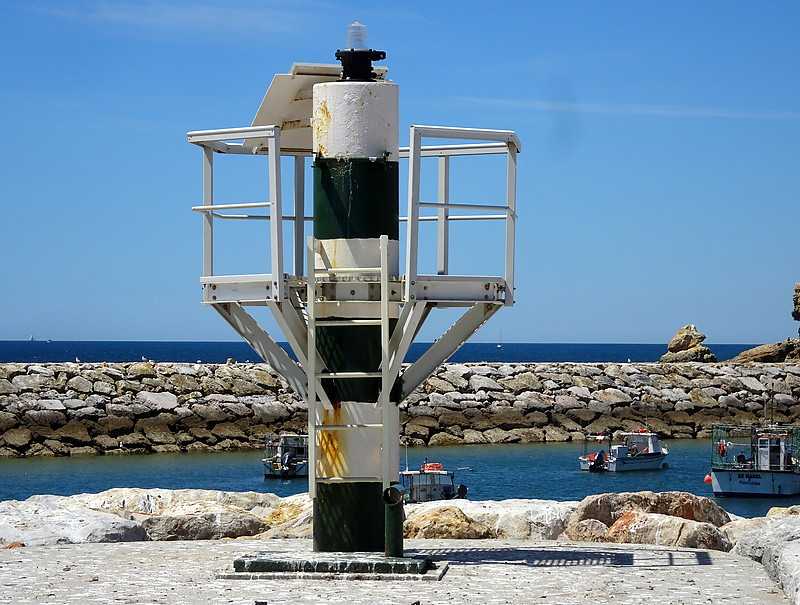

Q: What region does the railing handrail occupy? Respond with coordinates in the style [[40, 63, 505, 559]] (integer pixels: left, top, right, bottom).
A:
[[404, 125, 518, 306], [190, 123, 519, 305]]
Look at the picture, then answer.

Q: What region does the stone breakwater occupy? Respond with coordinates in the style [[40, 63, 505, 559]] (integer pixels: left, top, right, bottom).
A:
[[402, 361, 800, 446], [0, 361, 799, 457]]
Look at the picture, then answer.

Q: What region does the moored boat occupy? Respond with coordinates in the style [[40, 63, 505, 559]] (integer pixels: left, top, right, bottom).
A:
[[263, 433, 309, 479], [399, 460, 468, 503], [709, 424, 800, 497], [579, 430, 669, 472]]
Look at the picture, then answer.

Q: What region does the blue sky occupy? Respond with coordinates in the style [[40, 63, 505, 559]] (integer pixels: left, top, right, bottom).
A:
[[2, 1, 798, 345]]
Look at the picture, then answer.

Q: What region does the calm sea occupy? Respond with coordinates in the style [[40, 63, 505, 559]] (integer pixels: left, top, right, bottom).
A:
[[1, 340, 775, 518], [0, 340, 755, 364], [0, 440, 790, 519]]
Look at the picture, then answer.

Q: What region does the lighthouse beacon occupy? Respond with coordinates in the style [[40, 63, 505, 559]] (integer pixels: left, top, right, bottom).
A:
[[187, 22, 520, 557]]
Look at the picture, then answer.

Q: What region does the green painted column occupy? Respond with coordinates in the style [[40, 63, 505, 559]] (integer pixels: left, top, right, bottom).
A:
[[310, 49, 402, 554]]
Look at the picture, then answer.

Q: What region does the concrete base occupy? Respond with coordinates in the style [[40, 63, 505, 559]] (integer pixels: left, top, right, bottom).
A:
[[226, 550, 443, 581]]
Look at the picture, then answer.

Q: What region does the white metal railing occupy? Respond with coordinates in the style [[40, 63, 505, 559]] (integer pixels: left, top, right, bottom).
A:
[[188, 125, 305, 300], [404, 125, 520, 306], [188, 124, 519, 306]]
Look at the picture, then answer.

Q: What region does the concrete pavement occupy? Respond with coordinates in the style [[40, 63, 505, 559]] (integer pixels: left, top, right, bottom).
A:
[[0, 538, 788, 605]]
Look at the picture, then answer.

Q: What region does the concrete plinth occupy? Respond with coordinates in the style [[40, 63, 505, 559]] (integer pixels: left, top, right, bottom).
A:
[[227, 550, 441, 580]]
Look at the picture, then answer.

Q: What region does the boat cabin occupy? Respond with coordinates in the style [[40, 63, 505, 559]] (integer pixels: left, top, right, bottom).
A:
[[619, 430, 664, 456], [263, 433, 309, 478], [712, 424, 800, 473], [399, 462, 468, 503], [710, 424, 800, 497]]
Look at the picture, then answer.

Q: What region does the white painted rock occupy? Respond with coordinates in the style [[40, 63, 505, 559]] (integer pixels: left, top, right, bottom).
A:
[[733, 516, 800, 604], [405, 506, 494, 539], [405, 498, 579, 540], [256, 493, 313, 539], [721, 516, 771, 549], [69, 488, 282, 541], [0, 495, 148, 546]]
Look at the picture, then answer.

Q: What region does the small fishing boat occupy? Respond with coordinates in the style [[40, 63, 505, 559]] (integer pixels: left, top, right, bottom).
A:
[[263, 433, 309, 479], [707, 424, 800, 497], [399, 460, 468, 503], [579, 430, 669, 472]]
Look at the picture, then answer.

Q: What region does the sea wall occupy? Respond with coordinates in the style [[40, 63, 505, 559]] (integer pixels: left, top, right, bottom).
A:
[[0, 361, 799, 457]]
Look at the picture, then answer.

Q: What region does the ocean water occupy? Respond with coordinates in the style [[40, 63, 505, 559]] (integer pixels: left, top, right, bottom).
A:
[[0, 340, 774, 518], [0, 439, 790, 518], [0, 340, 756, 364]]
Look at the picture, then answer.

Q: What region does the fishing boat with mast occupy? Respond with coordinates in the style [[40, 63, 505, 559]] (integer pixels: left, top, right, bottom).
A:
[[707, 424, 800, 497]]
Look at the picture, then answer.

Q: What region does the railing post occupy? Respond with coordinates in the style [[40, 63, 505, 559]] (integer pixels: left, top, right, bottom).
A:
[[405, 126, 421, 302], [293, 156, 305, 276], [306, 235, 317, 499], [437, 155, 450, 276], [505, 142, 518, 306], [267, 128, 284, 300], [202, 147, 214, 277]]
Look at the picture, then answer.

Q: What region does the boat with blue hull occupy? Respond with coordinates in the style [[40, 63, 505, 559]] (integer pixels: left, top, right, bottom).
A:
[[709, 424, 800, 497]]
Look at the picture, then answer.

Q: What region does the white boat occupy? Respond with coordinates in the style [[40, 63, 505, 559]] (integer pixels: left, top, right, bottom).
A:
[[579, 430, 669, 472], [709, 424, 800, 497], [262, 434, 309, 479], [399, 460, 468, 503]]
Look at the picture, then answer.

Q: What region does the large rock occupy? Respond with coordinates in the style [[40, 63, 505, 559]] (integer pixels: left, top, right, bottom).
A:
[[404, 506, 494, 539], [666, 324, 707, 352], [794, 283, 800, 322], [733, 516, 800, 604], [660, 347, 717, 363], [136, 391, 179, 412], [568, 518, 609, 542], [135, 503, 268, 540], [405, 498, 578, 540], [566, 491, 730, 535], [70, 487, 281, 516], [721, 515, 771, 548], [69, 488, 282, 541], [258, 493, 313, 538], [728, 339, 800, 363], [605, 509, 729, 551], [0, 495, 148, 546], [660, 325, 717, 363]]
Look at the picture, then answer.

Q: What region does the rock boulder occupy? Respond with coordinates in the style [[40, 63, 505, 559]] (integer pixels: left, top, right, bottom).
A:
[[733, 516, 800, 603], [0, 495, 148, 546], [728, 339, 800, 363], [405, 498, 578, 541], [659, 325, 717, 363], [404, 505, 494, 539], [605, 509, 730, 551], [793, 283, 800, 323], [667, 324, 707, 352], [566, 491, 730, 540]]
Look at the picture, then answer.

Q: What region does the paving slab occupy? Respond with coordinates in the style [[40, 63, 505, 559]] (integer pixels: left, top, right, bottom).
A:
[[0, 538, 789, 605]]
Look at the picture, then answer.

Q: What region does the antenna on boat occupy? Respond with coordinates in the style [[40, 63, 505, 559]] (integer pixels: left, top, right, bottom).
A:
[[404, 443, 409, 472]]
